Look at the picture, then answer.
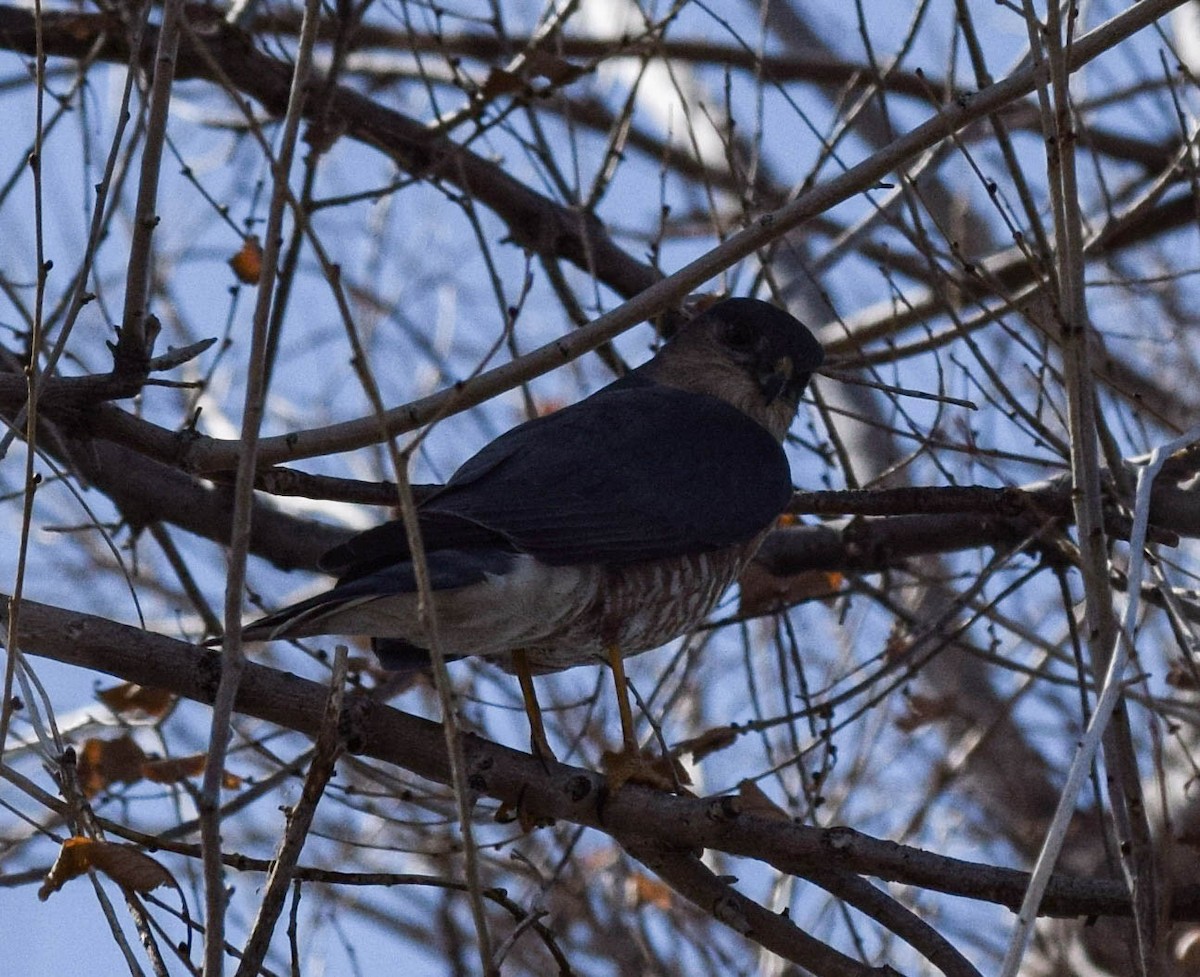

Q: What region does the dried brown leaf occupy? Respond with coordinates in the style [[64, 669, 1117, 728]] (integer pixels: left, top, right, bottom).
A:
[[76, 734, 147, 798], [738, 561, 842, 617], [39, 836, 94, 900], [736, 780, 791, 821], [524, 50, 585, 85], [141, 753, 207, 783], [97, 682, 174, 719], [481, 68, 524, 99], [141, 754, 243, 790], [39, 837, 171, 900], [884, 620, 913, 662], [627, 872, 673, 910], [89, 842, 173, 894], [140, 753, 241, 792], [229, 234, 263, 284]]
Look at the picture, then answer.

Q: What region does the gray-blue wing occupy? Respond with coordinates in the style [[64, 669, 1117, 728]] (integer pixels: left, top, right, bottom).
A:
[[321, 382, 792, 580]]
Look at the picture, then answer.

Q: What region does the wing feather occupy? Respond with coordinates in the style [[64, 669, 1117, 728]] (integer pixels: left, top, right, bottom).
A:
[[321, 382, 791, 580]]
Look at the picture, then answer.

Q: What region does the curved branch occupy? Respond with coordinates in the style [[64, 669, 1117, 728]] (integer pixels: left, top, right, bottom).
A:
[[6, 592, 1200, 929], [622, 843, 889, 977], [0, 0, 1185, 470]]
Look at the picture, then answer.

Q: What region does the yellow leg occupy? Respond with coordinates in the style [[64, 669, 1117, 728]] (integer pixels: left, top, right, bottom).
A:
[[606, 644, 639, 753], [513, 649, 556, 765], [602, 645, 691, 793]]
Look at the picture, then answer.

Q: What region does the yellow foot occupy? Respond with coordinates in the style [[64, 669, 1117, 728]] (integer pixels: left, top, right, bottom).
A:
[[495, 786, 556, 832], [601, 746, 692, 793], [529, 732, 559, 772]]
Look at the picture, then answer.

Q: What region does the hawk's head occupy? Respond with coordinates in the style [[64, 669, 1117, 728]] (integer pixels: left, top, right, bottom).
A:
[[643, 298, 824, 441]]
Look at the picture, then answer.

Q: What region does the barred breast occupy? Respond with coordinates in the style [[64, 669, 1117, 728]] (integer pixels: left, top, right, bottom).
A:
[[508, 540, 759, 673]]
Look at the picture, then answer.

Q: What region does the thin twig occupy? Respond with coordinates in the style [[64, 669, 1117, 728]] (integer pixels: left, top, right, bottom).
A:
[[808, 867, 980, 977], [235, 647, 347, 977], [59, 0, 1188, 473], [202, 0, 322, 970], [117, 0, 183, 368], [1017, 3, 1162, 974], [820, 369, 977, 409], [998, 425, 1200, 972], [623, 842, 874, 977], [0, 0, 50, 764]]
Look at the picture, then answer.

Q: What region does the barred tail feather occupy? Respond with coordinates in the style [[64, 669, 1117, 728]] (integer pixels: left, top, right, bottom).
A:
[[241, 593, 380, 641]]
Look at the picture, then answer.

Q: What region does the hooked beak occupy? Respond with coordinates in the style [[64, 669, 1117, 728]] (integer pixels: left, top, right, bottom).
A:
[[758, 356, 796, 405]]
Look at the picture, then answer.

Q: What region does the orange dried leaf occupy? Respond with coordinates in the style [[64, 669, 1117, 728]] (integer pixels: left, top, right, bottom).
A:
[[89, 842, 173, 894], [229, 235, 263, 284], [39, 837, 173, 901], [481, 68, 524, 98], [141, 754, 206, 784], [884, 621, 913, 662], [76, 734, 147, 798], [628, 872, 673, 910], [738, 562, 842, 616], [142, 754, 243, 790], [39, 836, 95, 900], [97, 682, 174, 719]]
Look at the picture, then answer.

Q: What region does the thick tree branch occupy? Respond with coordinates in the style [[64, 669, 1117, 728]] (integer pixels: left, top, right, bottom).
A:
[[6, 592, 1200, 929], [0, 4, 657, 302], [623, 843, 892, 977], [1, 1, 1188, 471]]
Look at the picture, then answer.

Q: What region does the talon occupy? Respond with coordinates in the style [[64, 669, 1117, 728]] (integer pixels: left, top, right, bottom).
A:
[[602, 746, 692, 793], [495, 786, 556, 832], [530, 732, 558, 772], [602, 644, 693, 791]]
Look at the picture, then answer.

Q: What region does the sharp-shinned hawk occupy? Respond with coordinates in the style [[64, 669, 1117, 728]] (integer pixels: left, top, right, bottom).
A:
[[243, 298, 824, 782]]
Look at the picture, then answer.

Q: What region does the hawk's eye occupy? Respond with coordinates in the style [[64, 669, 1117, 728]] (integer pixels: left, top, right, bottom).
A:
[[722, 319, 757, 351]]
